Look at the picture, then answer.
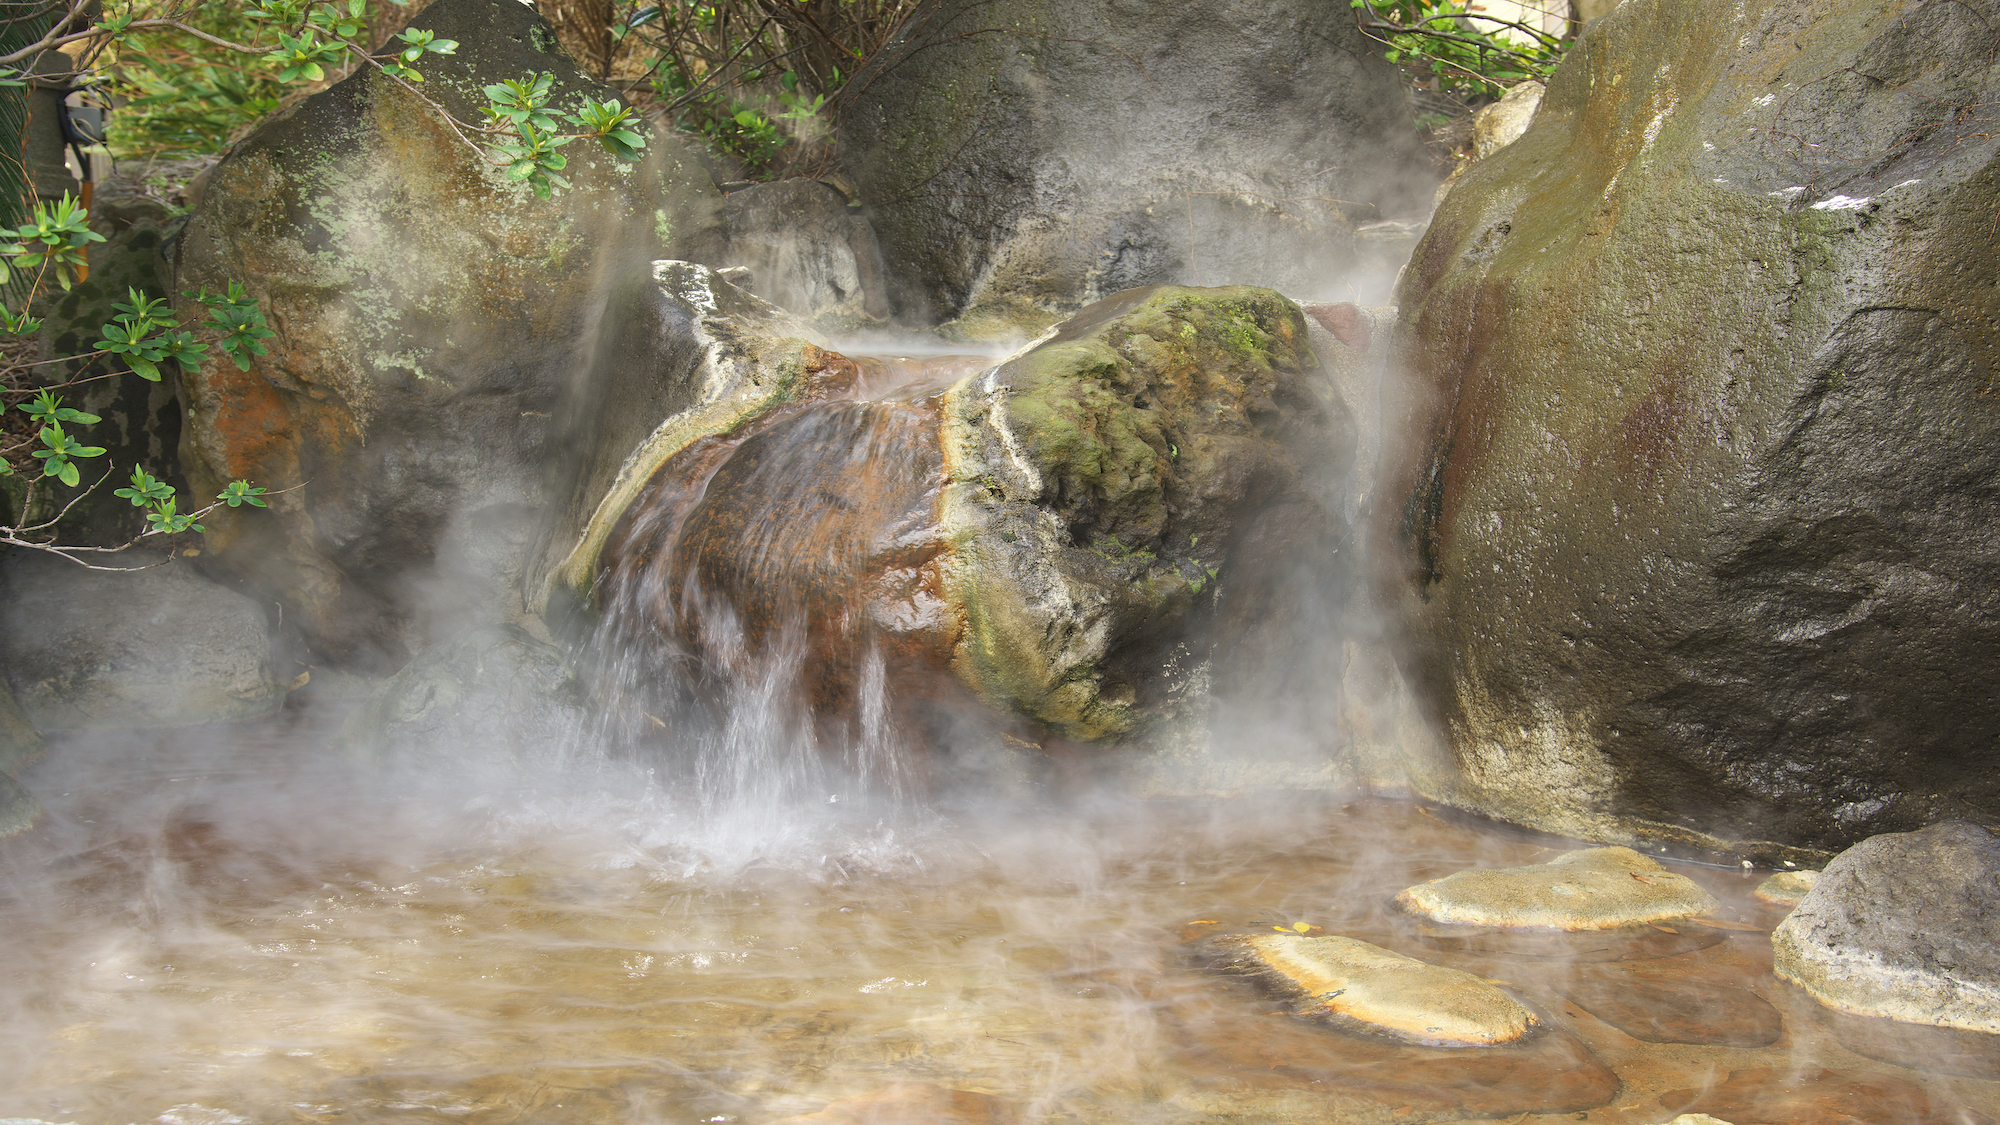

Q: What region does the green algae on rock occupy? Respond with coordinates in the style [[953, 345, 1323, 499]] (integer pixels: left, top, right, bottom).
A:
[[1395, 847, 1719, 931], [1209, 932, 1538, 1047], [937, 285, 1345, 741]]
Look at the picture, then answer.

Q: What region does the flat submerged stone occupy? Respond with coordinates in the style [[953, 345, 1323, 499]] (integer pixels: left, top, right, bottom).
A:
[[1394, 847, 1720, 930], [1754, 869, 1819, 907], [1211, 933, 1537, 1047]]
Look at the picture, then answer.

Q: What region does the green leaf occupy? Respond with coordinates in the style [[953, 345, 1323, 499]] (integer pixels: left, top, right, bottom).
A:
[[115, 466, 175, 507], [217, 480, 269, 508]]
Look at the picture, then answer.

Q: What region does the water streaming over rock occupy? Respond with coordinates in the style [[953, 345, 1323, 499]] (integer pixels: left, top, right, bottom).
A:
[[589, 350, 991, 810]]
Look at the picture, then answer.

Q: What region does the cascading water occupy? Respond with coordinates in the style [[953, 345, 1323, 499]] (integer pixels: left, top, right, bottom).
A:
[[583, 351, 992, 818]]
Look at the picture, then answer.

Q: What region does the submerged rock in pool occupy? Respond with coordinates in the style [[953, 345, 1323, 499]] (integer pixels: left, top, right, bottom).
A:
[[1659, 1066, 1994, 1125], [768, 1083, 1015, 1125], [1209, 932, 1537, 1047], [1394, 847, 1719, 930], [1753, 869, 1819, 907], [1557, 973, 1782, 1047], [1773, 821, 2000, 1033]]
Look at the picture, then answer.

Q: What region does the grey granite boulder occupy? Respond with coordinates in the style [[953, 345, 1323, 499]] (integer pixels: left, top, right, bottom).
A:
[[0, 551, 283, 730], [722, 179, 888, 323], [1773, 821, 2000, 1032], [0, 684, 44, 837], [837, 0, 1431, 337]]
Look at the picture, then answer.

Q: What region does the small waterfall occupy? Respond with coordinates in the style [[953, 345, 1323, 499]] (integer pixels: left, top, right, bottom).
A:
[[584, 353, 986, 819]]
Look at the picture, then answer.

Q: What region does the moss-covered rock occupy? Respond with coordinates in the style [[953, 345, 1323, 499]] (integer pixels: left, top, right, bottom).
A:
[[939, 285, 1347, 740], [1386, 0, 2000, 855], [0, 682, 44, 838], [172, 0, 725, 671]]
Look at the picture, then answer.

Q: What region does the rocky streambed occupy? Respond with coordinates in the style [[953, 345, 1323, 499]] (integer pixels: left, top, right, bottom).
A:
[[3, 719, 1998, 1125]]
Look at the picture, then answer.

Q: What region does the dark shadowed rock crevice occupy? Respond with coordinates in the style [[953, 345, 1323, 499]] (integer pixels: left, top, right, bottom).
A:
[[1384, 0, 2000, 855]]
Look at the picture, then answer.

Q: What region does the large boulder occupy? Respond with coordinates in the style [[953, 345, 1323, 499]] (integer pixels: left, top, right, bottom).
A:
[[836, 0, 1432, 337], [527, 260, 825, 627], [0, 550, 285, 730], [1385, 0, 2000, 855], [1773, 821, 2000, 1033], [592, 283, 1353, 776], [171, 0, 726, 671]]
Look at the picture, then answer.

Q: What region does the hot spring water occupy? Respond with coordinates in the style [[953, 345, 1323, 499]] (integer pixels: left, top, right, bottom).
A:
[[3, 350, 1998, 1125]]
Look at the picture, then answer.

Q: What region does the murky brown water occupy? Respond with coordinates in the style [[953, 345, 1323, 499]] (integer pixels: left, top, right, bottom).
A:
[[3, 713, 1997, 1125]]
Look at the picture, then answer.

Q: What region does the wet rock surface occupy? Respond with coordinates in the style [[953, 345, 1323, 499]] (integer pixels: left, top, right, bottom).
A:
[[337, 625, 585, 763], [721, 179, 887, 324], [938, 285, 1350, 743], [597, 284, 1352, 763], [534, 260, 824, 624], [1659, 1066, 1994, 1125], [837, 0, 1431, 335], [1394, 846, 1720, 930], [0, 551, 282, 731], [1386, 0, 2000, 854], [1556, 973, 1782, 1046], [1165, 997, 1618, 1123], [1754, 869, 1819, 906], [1773, 821, 2000, 1033], [172, 0, 724, 671], [1207, 932, 1537, 1046]]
